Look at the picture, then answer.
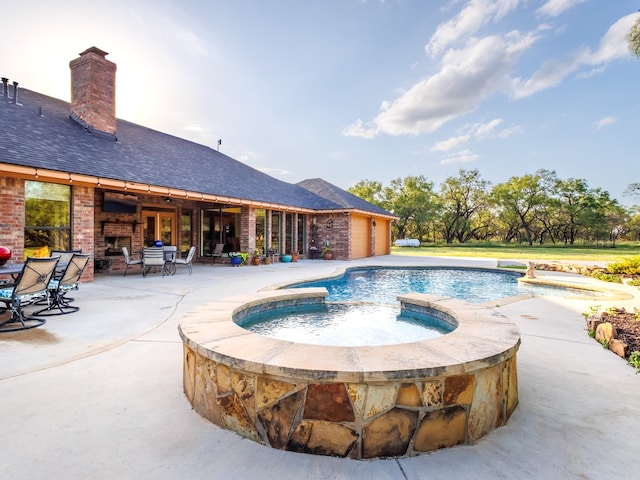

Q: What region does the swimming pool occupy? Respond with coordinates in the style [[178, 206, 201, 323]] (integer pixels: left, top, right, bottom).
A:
[[289, 266, 561, 304], [240, 302, 454, 346]]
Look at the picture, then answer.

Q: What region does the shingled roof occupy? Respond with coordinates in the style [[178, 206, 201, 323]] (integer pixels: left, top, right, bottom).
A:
[[1, 79, 395, 218], [297, 178, 393, 217]]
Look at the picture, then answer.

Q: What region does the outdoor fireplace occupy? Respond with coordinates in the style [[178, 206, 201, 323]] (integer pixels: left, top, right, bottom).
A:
[[104, 236, 131, 256]]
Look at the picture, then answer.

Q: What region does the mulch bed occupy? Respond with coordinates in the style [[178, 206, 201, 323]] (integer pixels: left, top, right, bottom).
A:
[[599, 309, 640, 355]]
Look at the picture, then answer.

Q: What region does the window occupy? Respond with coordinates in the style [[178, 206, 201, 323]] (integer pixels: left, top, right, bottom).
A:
[[255, 209, 266, 251], [271, 212, 280, 253], [180, 210, 192, 256], [24, 181, 71, 256]]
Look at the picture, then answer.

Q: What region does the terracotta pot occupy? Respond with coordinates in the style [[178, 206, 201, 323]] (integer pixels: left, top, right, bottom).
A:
[[252, 256, 261, 266], [324, 252, 333, 260]]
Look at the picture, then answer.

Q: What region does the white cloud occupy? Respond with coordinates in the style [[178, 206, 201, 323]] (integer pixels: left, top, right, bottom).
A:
[[511, 13, 639, 99], [425, 0, 520, 57], [511, 53, 584, 98], [595, 116, 616, 130], [432, 135, 471, 152], [469, 118, 504, 137], [495, 124, 523, 138], [536, 0, 587, 18], [582, 14, 639, 65], [432, 118, 519, 154], [359, 33, 535, 137], [439, 149, 479, 165], [342, 119, 377, 138]]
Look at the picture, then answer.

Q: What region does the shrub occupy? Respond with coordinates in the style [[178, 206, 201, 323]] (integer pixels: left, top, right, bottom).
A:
[[591, 271, 622, 283], [628, 351, 640, 374], [607, 256, 640, 275]]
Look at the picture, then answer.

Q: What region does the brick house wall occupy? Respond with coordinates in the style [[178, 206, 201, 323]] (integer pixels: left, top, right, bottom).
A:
[[0, 176, 25, 262]]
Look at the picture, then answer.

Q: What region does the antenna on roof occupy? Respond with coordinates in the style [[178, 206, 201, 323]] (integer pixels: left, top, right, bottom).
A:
[[217, 139, 222, 151]]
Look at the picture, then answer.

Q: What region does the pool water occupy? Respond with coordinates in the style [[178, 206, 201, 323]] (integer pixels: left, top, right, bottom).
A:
[[243, 267, 599, 346], [241, 302, 453, 346], [291, 267, 533, 304]]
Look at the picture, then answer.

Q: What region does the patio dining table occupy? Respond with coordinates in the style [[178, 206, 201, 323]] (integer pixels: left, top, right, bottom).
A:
[[0, 263, 25, 281]]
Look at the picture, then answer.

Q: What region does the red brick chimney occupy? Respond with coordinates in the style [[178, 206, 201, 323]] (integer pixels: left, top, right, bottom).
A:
[[69, 47, 117, 135]]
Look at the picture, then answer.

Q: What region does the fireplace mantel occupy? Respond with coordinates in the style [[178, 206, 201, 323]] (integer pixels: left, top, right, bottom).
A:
[[101, 219, 138, 234]]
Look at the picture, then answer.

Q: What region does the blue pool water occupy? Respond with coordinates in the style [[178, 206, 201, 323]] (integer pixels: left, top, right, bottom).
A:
[[242, 302, 453, 346], [243, 267, 598, 346], [291, 267, 532, 304]]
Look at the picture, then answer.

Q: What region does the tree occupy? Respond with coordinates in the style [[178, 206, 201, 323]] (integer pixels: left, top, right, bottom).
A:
[[552, 177, 609, 245], [627, 15, 640, 58], [624, 182, 640, 201], [348, 179, 386, 209], [437, 169, 491, 243], [490, 170, 555, 245], [383, 176, 438, 241]]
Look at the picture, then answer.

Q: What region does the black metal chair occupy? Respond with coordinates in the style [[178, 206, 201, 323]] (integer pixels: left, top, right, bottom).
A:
[[0, 257, 59, 332], [34, 253, 91, 316]]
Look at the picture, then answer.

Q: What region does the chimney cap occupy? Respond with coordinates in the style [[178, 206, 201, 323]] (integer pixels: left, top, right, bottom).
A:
[[79, 46, 109, 58]]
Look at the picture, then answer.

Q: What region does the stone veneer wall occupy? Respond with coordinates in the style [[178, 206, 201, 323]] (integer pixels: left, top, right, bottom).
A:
[[180, 290, 520, 459]]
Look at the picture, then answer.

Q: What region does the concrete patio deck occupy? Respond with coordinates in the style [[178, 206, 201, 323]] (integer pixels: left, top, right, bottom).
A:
[[1, 255, 638, 479]]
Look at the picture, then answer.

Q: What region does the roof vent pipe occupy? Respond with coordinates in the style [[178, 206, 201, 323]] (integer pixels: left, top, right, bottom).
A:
[[1, 77, 8, 96], [12, 81, 18, 104]]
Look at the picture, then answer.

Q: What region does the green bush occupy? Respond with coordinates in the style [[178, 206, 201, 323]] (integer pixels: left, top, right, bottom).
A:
[[591, 271, 623, 283], [607, 256, 640, 275], [628, 351, 640, 374], [627, 278, 640, 287]]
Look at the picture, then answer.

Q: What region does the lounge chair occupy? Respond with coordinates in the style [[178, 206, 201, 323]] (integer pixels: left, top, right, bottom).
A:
[[122, 246, 142, 276], [34, 253, 91, 316], [142, 247, 166, 277], [175, 246, 196, 275], [0, 257, 59, 332]]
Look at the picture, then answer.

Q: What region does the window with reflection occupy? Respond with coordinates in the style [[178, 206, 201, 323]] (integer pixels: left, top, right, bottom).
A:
[[24, 181, 71, 256]]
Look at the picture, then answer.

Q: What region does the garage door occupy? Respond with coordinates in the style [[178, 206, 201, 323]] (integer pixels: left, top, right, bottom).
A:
[[351, 215, 370, 259], [375, 219, 390, 256]]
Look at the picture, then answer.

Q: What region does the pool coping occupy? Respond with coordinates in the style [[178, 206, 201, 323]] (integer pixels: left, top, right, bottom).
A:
[[178, 288, 521, 383]]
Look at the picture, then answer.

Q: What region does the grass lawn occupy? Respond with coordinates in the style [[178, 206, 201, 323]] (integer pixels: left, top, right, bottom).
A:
[[391, 243, 640, 263]]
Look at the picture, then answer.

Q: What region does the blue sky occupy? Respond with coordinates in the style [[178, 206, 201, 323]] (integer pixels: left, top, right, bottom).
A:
[[4, 0, 639, 205]]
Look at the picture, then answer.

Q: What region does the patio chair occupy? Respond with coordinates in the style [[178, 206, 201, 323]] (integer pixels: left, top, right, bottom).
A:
[[142, 247, 166, 277], [0, 256, 59, 332], [175, 246, 196, 275], [51, 249, 82, 267], [122, 246, 142, 276], [163, 246, 177, 275], [34, 253, 91, 316]]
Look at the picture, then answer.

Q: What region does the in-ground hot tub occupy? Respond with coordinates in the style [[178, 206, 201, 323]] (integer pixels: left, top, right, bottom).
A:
[[178, 288, 520, 459]]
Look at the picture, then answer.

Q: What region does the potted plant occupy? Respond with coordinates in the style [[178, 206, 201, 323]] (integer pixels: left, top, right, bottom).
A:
[[321, 241, 333, 260], [291, 251, 299, 262], [251, 248, 262, 266], [229, 251, 247, 266]]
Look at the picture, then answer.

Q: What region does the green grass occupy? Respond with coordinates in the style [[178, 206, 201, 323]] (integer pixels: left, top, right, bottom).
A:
[[391, 242, 640, 263]]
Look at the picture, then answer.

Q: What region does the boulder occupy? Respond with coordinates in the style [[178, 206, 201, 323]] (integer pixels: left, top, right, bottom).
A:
[[595, 322, 617, 344]]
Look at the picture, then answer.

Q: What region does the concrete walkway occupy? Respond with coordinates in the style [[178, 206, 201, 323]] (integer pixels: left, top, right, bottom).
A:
[[1, 255, 638, 479]]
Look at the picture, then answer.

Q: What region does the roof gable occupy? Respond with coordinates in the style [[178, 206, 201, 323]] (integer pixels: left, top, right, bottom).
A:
[[297, 178, 393, 217]]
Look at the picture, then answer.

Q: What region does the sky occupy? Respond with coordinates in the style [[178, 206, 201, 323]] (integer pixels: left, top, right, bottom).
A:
[[4, 0, 639, 205]]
